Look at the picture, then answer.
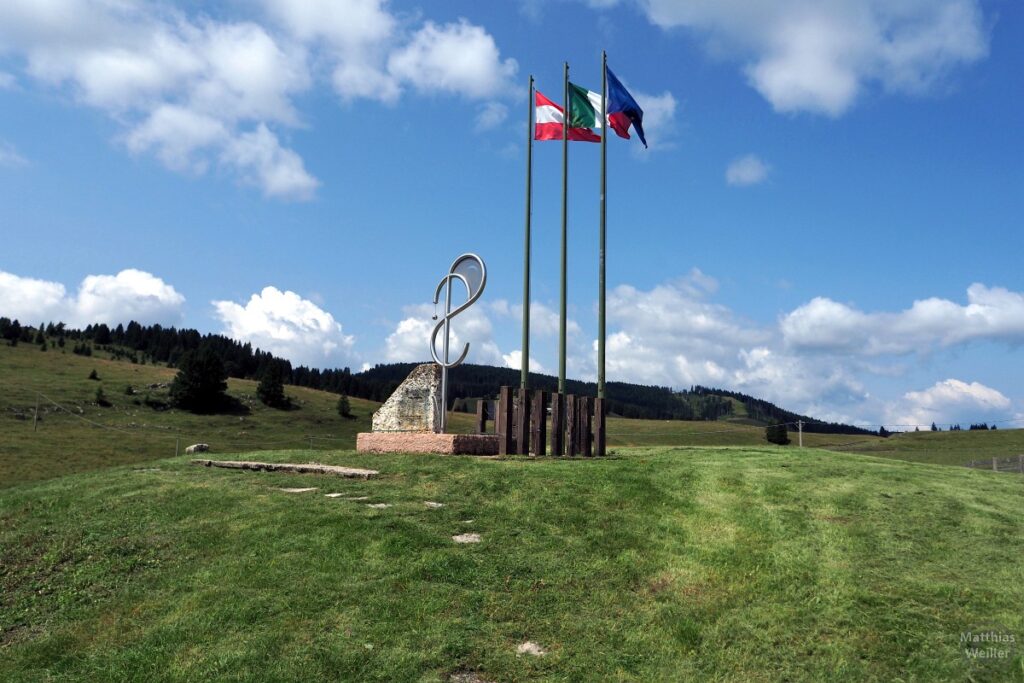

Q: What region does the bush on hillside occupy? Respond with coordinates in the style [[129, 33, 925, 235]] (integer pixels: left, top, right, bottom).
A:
[[766, 423, 790, 445]]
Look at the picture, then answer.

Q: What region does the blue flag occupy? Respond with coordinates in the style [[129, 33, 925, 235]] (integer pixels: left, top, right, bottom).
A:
[[606, 67, 647, 148]]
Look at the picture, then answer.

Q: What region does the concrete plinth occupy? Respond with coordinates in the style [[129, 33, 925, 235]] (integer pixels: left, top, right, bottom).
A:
[[356, 432, 499, 455]]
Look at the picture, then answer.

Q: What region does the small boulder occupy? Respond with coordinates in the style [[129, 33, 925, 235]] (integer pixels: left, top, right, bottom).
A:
[[184, 443, 210, 454]]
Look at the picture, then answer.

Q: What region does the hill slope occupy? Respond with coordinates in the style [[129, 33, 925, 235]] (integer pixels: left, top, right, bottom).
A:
[[2, 447, 1022, 681]]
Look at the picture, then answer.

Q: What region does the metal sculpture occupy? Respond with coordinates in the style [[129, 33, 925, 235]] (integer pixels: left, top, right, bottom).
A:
[[430, 253, 487, 433]]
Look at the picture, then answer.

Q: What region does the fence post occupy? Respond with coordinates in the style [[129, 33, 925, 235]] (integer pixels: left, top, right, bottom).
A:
[[33, 395, 40, 432], [565, 395, 578, 457], [498, 386, 514, 455], [516, 388, 531, 455], [531, 390, 547, 456], [550, 393, 564, 456], [310, 436, 314, 450], [175, 437, 180, 458], [993, 456, 998, 472], [475, 400, 487, 434], [581, 396, 593, 457]]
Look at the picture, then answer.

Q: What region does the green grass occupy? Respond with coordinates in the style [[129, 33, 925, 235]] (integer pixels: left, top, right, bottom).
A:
[[829, 428, 1024, 467], [0, 342, 382, 487], [2, 447, 1022, 681], [5, 341, 1024, 491]]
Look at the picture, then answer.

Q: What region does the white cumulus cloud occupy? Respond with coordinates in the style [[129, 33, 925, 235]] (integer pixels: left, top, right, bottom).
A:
[[888, 379, 1012, 428], [388, 19, 518, 99], [781, 284, 1024, 356], [726, 154, 770, 186], [213, 286, 355, 368], [1, 1, 518, 198], [625, 0, 989, 115], [0, 268, 185, 326]]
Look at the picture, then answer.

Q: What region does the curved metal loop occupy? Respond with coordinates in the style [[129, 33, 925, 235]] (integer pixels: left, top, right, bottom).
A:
[[430, 272, 470, 368], [428, 254, 487, 370]]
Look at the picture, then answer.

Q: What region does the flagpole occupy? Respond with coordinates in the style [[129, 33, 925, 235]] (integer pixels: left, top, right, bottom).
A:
[[598, 51, 607, 402], [558, 61, 568, 396], [521, 75, 533, 390]]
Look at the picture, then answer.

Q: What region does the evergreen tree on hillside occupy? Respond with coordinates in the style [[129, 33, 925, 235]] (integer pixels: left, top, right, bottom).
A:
[[170, 347, 228, 413], [337, 394, 351, 418], [257, 362, 289, 408], [765, 423, 790, 445]]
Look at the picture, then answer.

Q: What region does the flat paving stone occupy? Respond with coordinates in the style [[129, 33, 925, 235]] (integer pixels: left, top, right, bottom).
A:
[[278, 487, 318, 493], [424, 501, 444, 509], [516, 641, 547, 657], [366, 503, 392, 509], [452, 533, 481, 544]]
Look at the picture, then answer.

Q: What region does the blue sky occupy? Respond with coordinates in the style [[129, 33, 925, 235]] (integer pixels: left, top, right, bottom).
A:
[[1, 0, 1022, 428]]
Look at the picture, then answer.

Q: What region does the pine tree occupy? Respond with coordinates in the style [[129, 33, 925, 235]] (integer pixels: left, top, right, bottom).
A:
[[169, 347, 228, 413], [337, 394, 351, 418], [257, 362, 289, 408]]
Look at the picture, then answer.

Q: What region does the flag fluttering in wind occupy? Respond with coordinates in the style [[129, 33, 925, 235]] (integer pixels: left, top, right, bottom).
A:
[[565, 75, 647, 148], [606, 67, 646, 147], [535, 90, 600, 142]]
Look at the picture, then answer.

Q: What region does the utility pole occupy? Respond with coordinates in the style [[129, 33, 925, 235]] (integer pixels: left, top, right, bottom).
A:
[[797, 420, 803, 448]]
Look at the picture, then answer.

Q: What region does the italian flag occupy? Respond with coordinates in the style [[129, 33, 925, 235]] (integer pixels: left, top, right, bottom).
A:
[[569, 77, 646, 146], [535, 90, 600, 142]]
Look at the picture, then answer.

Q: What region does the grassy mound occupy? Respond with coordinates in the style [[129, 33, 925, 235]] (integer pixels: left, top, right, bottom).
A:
[[2, 447, 1022, 681]]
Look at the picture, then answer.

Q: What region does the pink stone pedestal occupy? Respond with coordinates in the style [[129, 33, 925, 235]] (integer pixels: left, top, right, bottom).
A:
[[356, 432, 499, 455]]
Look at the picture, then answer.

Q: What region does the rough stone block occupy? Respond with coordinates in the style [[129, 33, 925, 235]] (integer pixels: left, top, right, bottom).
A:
[[371, 363, 442, 433]]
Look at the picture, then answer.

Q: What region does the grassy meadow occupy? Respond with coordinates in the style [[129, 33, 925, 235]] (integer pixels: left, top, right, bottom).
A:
[[2, 446, 1023, 681], [4, 341, 1024, 490]]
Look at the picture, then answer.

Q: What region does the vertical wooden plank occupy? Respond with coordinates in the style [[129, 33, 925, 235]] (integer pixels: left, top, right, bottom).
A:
[[593, 397, 606, 457], [516, 388, 531, 455], [581, 396, 593, 457], [498, 386, 514, 456], [475, 399, 487, 434], [565, 394, 578, 457], [531, 390, 547, 456], [550, 393, 564, 456]]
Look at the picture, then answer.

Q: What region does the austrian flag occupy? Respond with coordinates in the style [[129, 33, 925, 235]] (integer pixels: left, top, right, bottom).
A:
[[534, 90, 600, 142]]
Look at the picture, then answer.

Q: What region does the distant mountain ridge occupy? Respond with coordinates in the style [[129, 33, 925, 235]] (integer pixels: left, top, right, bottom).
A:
[[0, 316, 873, 435]]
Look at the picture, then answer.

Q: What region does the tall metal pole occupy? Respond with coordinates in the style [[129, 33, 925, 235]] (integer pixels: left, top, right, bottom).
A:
[[559, 61, 569, 395], [598, 51, 607, 401], [441, 276, 452, 433], [521, 75, 534, 390]]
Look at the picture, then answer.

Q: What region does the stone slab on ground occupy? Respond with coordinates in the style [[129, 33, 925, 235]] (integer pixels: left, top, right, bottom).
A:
[[356, 433, 499, 455], [452, 533, 481, 544], [191, 459, 378, 479]]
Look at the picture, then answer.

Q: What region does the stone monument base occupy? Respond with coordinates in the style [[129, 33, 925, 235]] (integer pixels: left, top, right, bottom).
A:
[[356, 432, 499, 456]]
